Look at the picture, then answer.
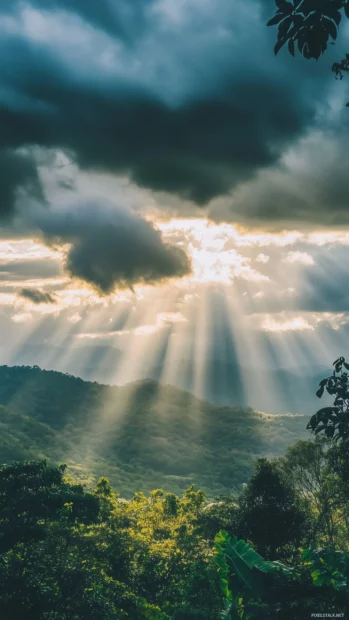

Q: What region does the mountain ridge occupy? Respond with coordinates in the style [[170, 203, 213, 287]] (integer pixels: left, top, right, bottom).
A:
[[2, 344, 331, 413], [0, 364, 311, 497]]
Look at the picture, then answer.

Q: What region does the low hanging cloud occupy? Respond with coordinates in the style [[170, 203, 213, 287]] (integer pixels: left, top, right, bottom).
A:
[[36, 202, 192, 293], [19, 287, 56, 304]]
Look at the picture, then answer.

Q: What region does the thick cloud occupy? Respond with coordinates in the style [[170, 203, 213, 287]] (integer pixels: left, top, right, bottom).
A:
[[210, 130, 349, 227], [0, 51, 310, 205], [36, 202, 192, 292], [19, 287, 56, 304], [0, 0, 338, 217], [1, 0, 148, 40], [0, 148, 44, 217]]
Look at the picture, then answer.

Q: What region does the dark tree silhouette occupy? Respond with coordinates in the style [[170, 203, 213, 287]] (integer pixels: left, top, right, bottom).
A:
[[308, 356, 349, 440], [236, 458, 307, 559], [268, 0, 349, 89]]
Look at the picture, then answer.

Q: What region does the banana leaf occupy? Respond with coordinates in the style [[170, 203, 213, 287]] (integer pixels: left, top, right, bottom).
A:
[[214, 530, 294, 600]]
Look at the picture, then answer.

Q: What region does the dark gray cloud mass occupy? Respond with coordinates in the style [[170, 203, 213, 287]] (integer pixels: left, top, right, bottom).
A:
[[0, 0, 340, 219], [37, 202, 192, 292], [1, 0, 149, 41], [0, 45, 310, 206], [0, 148, 45, 217], [212, 130, 349, 228], [19, 287, 56, 304]]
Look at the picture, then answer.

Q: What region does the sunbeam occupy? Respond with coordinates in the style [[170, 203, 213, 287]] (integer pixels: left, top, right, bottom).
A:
[[3, 218, 349, 435]]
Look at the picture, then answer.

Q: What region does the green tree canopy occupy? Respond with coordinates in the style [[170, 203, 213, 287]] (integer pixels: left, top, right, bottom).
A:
[[236, 458, 308, 559]]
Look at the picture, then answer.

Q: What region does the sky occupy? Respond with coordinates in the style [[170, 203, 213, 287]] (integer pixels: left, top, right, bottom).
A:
[[2, 0, 349, 407]]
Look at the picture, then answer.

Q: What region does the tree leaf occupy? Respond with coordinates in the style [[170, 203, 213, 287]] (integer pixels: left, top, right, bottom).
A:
[[316, 385, 325, 398], [325, 426, 335, 438], [314, 426, 326, 434], [214, 530, 293, 601], [328, 10, 342, 26], [324, 18, 338, 41], [275, 0, 293, 11], [274, 38, 287, 55], [267, 13, 284, 26]]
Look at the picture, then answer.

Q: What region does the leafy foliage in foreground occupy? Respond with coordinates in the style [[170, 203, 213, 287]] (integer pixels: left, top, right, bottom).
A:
[[302, 546, 349, 590], [214, 529, 349, 619], [308, 357, 349, 440], [214, 529, 293, 596], [0, 461, 221, 619], [1, 437, 349, 619], [268, 0, 349, 104], [268, 0, 347, 60]]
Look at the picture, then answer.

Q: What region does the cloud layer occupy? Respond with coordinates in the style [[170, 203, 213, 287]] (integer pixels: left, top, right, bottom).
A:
[[0, 148, 45, 217], [1, 0, 345, 222]]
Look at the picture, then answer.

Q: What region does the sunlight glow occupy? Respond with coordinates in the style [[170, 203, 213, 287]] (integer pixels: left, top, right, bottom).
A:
[[0, 239, 63, 261], [284, 251, 314, 265], [262, 316, 315, 332], [3, 216, 349, 418]]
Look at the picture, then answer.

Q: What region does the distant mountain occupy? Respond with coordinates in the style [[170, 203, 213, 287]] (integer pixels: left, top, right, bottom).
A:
[[0, 365, 311, 497], [6, 344, 124, 381], [2, 344, 331, 414], [149, 359, 332, 414]]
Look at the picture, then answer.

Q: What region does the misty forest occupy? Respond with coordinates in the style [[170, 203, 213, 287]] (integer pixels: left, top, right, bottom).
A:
[[3, 0, 349, 619]]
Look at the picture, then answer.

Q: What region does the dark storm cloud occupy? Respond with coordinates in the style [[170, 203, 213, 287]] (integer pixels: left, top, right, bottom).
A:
[[19, 287, 56, 304], [0, 0, 333, 214], [210, 130, 349, 227], [0, 46, 311, 204], [37, 202, 192, 293], [0, 148, 45, 217], [0, 0, 148, 40]]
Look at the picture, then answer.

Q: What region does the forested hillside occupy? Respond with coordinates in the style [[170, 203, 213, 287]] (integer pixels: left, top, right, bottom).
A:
[[6, 344, 331, 413], [0, 365, 310, 496]]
